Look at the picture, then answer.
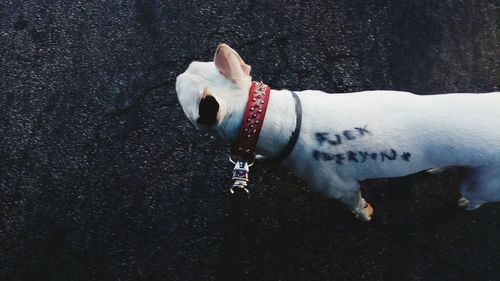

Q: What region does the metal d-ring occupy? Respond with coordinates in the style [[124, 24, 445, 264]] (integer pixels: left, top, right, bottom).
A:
[[229, 185, 250, 195], [228, 154, 255, 166]]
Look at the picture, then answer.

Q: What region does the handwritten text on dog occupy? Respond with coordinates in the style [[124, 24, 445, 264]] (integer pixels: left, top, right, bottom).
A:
[[315, 126, 370, 146], [312, 150, 412, 164], [313, 125, 412, 164]]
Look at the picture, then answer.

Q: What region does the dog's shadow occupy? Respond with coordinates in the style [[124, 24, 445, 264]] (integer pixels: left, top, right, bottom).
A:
[[242, 164, 493, 280], [251, 164, 469, 233]]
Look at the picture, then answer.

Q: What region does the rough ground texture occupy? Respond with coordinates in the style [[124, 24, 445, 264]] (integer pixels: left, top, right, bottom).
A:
[[1, 1, 499, 280]]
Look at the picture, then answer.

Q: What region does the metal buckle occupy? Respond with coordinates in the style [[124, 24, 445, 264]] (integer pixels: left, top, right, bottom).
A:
[[228, 155, 252, 195]]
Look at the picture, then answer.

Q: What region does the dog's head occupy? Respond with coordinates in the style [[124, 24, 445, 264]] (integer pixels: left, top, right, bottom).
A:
[[176, 44, 252, 135]]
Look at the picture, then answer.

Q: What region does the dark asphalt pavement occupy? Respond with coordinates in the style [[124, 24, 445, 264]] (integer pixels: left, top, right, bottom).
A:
[[1, 1, 499, 280]]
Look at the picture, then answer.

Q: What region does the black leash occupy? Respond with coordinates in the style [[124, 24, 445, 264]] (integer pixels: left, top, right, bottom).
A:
[[215, 187, 248, 281], [215, 90, 302, 280], [215, 160, 252, 281]]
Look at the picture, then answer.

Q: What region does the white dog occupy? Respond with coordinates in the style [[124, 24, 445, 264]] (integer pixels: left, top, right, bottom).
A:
[[176, 43, 500, 221]]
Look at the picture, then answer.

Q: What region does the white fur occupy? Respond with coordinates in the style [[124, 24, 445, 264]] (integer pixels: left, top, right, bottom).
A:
[[176, 44, 500, 221]]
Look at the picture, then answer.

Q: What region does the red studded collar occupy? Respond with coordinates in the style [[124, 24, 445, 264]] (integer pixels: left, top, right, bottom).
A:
[[231, 82, 271, 160]]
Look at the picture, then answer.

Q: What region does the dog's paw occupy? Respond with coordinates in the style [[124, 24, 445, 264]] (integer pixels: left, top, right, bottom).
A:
[[457, 196, 470, 208], [426, 167, 447, 174], [354, 201, 373, 222], [458, 196, 482, 211], [255, 154, 267, 162], [458, 196, 483, 211]]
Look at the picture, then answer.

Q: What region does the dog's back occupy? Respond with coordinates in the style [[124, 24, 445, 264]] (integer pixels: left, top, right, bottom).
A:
[[296, 90, 500, 176]]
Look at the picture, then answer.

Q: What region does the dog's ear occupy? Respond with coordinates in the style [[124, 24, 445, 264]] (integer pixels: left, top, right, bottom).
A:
[[214, 43, 251, 82], [197, 87, 220, 126]]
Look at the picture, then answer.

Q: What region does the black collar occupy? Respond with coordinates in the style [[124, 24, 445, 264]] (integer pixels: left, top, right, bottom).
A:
[[270, 90, 302, 162]]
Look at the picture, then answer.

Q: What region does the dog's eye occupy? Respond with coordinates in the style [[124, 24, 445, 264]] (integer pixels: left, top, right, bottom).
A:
[[197, 95, 219, 126]]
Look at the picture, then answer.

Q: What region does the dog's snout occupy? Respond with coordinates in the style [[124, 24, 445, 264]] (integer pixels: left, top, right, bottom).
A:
[[197, 95, 219, 126]]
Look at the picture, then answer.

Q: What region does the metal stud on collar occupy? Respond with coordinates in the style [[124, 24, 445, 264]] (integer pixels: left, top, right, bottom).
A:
[[230, 81, 271, 162]]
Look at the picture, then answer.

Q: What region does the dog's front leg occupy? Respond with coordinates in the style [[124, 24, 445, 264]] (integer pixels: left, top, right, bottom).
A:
[[337, 189, 374, 222]]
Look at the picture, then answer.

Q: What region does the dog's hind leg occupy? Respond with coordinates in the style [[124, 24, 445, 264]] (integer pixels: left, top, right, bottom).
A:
[[459, 166, 500, 210]]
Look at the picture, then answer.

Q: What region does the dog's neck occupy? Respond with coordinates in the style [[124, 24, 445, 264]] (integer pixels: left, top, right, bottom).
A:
[[217, 86, 298, 159]]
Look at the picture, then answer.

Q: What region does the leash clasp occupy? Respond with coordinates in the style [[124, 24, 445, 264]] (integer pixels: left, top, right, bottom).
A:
[[229, 157, 252, 195]]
